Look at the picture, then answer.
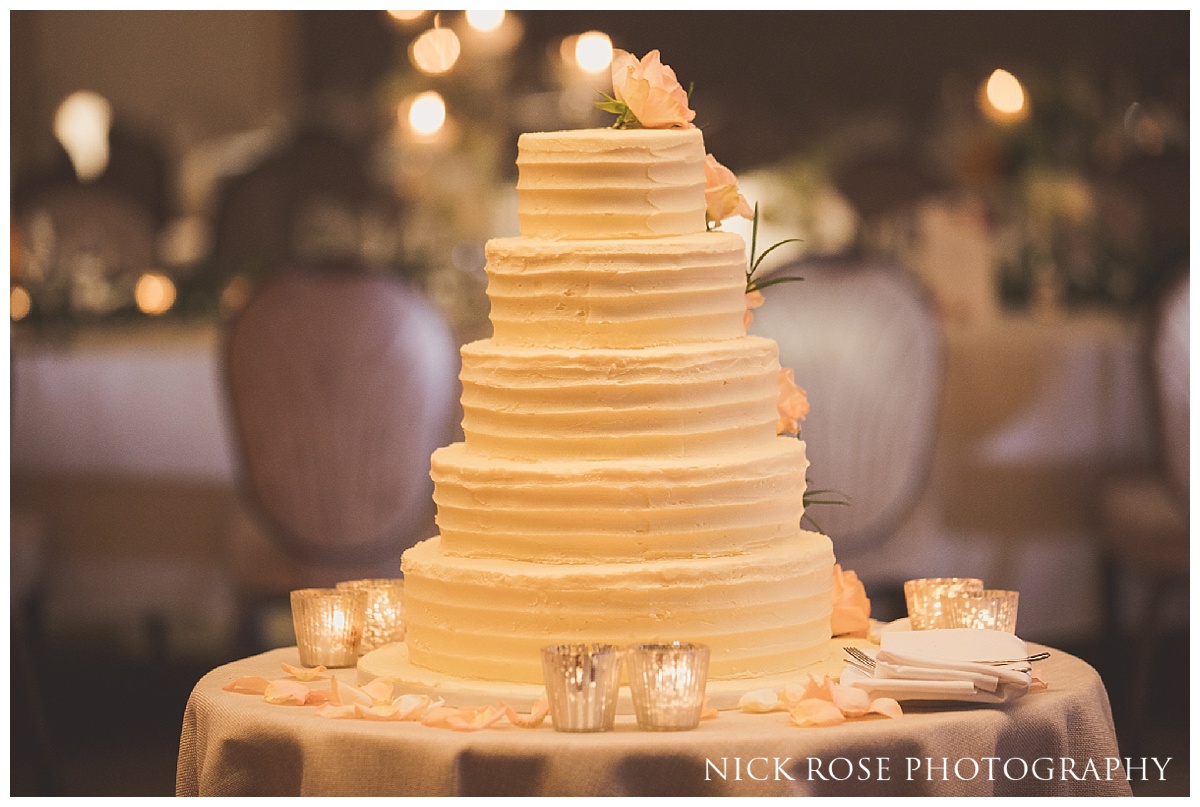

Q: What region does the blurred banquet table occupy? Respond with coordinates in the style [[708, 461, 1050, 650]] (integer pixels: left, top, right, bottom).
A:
[[177, 646, 1134, 797]]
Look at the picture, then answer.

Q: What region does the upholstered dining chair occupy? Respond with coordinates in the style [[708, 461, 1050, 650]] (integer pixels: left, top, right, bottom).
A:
[[224, 262, 460, 651], [748, 256, 945, 584], [1096, 267, 1189, 750]]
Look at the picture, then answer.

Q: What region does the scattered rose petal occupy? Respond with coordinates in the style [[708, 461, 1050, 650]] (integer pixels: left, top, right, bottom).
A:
[[362, 678, 394, 705], [281, 662, 328, 682], [738, 688, 783, 713], [313, 703, 359, 720], [503, 699, 549, 729], [421, 706, 466, 727], [789, 698, 846, 727], [264, 679, 311, 706], [796, 675, 838, 704], [330, 677, 374, 709], [304, 689, 333, 706], [700, 697, 719, 721], [868, 697, 903, 719], [831, 683, 871, 717], [223, 676, 270, 695], [390, 694, 435, 721], [1030, 668, 1049, 690]]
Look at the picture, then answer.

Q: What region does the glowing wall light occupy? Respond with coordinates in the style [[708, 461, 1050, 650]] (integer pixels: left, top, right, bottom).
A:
[[53, 91, 113, 181]]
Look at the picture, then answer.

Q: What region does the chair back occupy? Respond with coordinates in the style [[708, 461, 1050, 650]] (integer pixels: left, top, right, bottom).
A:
[[224, 265, 460, 567], [749, 256, 944, 552], [1150, 268, 1189, 500]]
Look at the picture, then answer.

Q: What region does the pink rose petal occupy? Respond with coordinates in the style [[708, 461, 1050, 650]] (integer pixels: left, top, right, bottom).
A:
[[701, 697, 720, 721], [503, 699, 549, 729], [390, 694, 434, 721], [789, 698, 847, 727], [868, 697, 903, 719], [313, 703, 359, 720], [362, 678, 394, 705], [304, 689, 333, 706], [264, 679, 311, 706], [330, 677, 374, 708], [738, 688, 783, 713], [831, 683, 871, 717], [223, 676, 270, 695], [281, 662, 328, 682]]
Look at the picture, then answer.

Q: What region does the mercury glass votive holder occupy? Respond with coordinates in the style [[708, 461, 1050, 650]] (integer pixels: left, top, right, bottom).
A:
[[626, 642, 711, 732], [335, 578, 406, 654], [540, 643, 625, 733], [904, 577, 985, 630], [947, 589, 1020, 633], [290, 587, 367, 668]]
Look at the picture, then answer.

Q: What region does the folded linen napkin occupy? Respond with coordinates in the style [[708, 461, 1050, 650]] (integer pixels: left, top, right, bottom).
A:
[[841, 628, 1033, 703]]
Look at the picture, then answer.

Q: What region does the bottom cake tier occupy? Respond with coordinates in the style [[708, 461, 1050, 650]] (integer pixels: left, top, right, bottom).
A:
[[400, 531, 834, 684]]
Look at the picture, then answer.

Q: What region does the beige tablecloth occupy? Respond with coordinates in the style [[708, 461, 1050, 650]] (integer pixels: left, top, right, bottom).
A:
[[177, 646, 1132, 797]]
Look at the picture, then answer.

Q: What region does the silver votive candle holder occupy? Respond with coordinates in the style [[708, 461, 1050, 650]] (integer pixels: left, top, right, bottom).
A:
[[948, 589, 1020, 633], [290, 587, 367, 667], [626, 642, 711, 731], [540, 643, 624, 732], [336, 578, 406, 654], [904, 577, 985, 630]]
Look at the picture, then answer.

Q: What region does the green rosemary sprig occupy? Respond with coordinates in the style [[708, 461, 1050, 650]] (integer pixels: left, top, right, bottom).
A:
[[745, 202, 804, 294], [801, 486, 851, 533]]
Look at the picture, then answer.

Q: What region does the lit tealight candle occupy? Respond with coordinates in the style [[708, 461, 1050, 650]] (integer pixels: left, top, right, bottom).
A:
[[290, 588, 367, 667], [336, 578, 406, 654], [627, 642, 710, 731]]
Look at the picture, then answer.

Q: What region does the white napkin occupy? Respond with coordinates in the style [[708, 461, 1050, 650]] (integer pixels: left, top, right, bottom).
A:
[[841, 629, 1033, 703]]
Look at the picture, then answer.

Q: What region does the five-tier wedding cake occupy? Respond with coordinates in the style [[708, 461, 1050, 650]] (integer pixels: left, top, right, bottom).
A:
[[399, 116, 836, 686]]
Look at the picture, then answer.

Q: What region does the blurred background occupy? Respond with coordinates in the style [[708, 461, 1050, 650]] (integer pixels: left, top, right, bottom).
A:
[[8, 10, 1189, 796]]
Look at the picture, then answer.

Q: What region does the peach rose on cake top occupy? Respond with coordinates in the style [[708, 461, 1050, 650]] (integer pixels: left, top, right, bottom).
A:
[[610, 49, 697, 129]]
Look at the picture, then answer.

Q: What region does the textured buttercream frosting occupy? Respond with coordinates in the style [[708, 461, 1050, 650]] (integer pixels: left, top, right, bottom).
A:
[[398, 126, 835, 687], [516, 128, 707, 239], [403, 531, 833, 684]]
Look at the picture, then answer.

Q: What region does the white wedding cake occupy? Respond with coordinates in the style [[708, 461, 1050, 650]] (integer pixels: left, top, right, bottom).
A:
[[399, 126, 835, 686]]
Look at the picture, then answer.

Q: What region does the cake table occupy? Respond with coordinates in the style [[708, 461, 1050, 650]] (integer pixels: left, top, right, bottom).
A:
[[177, 643, 1132, 797]]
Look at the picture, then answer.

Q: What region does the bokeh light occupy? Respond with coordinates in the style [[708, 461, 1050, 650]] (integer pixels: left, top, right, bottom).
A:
[[53, 90, 113, 181], [980, 68, 1028, 124], [575, 31, 613, 73], [134, 272, 176, 315], [408, 91, 447, 136], [11, 285, 32, 321], [465, 10, 504, 32], [410, 26, 461, 74]]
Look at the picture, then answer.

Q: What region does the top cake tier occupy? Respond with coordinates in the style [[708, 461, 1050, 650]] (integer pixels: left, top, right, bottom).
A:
[[517, 128, 707, 239]]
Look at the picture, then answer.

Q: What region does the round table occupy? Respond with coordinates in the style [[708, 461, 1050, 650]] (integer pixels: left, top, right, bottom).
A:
[[177, 645, 1133, 796]]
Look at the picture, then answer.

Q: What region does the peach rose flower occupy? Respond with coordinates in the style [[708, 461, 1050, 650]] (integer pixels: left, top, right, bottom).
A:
[[830, 564, 871, 638], [704, 154, 754, 227], [611, 49, 696, 129], [743, 289, 765, 329], [775, 368, 809, 435]]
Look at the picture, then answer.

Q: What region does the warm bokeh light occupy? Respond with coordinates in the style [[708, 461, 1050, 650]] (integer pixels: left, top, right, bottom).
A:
[[410, 26, 461, 74], [465, 10, 504, 32], [134, 272, 176, 316], [980, 69, 1028, 124], [220, 275, 253, 315], [408, 91, 447, 136], [11, 285, 32, 321], [387, 10, 425, 22], [574, 31, 613, 73], [53, 90, 112, 181]]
